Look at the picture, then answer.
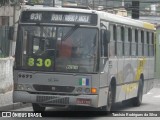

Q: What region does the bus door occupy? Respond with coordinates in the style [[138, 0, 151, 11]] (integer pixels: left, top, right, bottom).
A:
[[98, 21, 110, 106]]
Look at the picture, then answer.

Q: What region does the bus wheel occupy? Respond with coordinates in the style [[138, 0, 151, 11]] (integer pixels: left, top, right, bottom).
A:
[[32, 103, 46, 112], [101, 85, 113, 113], [132, 78, 143, 107]]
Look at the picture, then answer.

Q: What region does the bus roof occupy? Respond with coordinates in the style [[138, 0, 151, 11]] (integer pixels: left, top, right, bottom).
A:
[[23, 6, 155, 30], [97, 11, 155, 30], [23, 6, 95, 14]]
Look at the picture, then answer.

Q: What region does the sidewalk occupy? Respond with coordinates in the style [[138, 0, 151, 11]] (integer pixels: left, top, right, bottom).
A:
[[0, 91, 31, 111], [154, 79, 160, 88]]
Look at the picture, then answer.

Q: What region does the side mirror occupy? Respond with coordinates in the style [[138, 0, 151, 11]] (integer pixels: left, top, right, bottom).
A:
[[8, 27, 14, 40]]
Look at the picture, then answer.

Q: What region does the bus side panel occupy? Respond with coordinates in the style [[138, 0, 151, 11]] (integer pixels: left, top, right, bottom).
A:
[[147, 57, 154, 92], [98, 62, 109, 107], [126, 57, 139, 99], [115, 57, 125, 102], [123, 57, 133, 100], [148, 57, 154, 80], [98, 87, 108, 107], [99, 62, 109, 87], [98, 58, 118, 107], [142, 57, 149, 94], [107, 58, 118, 102]]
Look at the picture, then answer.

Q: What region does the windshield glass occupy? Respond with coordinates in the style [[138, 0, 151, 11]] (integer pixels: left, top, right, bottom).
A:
[[16, 25, 98, 73]]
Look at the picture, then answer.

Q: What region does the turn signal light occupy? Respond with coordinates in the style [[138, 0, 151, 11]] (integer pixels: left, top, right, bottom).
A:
[[91, 88, 97, 94]]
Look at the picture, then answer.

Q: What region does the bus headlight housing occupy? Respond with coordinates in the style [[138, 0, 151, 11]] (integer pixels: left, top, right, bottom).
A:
[[76, 87, 91, 94], [16, 84, 25, 91], [85, 88, 90, 94], [76, 87, 82, 93], [14, 84, 32, 91]]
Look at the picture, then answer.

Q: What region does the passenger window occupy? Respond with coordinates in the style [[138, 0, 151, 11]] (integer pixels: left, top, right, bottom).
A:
[[121, 27, 125, 55], [150, 32, 154, 56], [141, 30, 144, 56], [117, 26, 123, 57], [124, 27, 130, 56], [113, 25, 117, 41], [135, 29, 138, 56], [143, 31, 148, 56], [138, 30, 142, 56], [131, 29, 136, 56], [109, 24, 116, 57]]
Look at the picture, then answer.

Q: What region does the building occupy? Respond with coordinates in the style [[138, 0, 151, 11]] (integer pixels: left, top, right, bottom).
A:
[[0, 1, 23, 57]]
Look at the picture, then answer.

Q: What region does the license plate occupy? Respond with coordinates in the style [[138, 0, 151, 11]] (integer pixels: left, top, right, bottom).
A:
[[76, 98, 91, 105]]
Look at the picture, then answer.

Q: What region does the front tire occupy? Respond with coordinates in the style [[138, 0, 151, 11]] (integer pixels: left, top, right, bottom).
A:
[[32, 103, 46, 112]]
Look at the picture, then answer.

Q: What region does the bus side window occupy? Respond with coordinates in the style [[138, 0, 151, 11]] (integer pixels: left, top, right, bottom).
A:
[[116, 26, 123, 57], [124, 27, 130, 56], [101, 29, 108, 57], [109, 24, 116, 57], [149, 32, 154, 56], [152, 32, 155, 56], [141, 30, 144, 56], [144, 31, 148, 56], [131, 28, 136, 56], [138, 29, 142, 56], [146, 31, 149, 56], [135, 29, 138, 56], [128, 28, 132, 56], [121, 26, 125, 56]]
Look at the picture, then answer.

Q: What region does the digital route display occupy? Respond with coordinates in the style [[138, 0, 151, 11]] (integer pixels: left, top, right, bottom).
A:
[[20, 11, 97, 25]]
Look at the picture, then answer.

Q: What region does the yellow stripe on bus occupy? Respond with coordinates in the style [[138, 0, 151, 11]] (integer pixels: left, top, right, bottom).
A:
[[135, 57, 146, 81], [143, 23, 155, 30], [122, 58, 146, 94]]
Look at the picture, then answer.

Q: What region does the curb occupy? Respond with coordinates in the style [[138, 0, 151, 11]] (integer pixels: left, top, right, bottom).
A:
[[0, 103, 31, 111]]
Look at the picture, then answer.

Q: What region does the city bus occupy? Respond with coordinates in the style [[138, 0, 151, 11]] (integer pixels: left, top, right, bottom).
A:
[[13, 6, 155, 112]]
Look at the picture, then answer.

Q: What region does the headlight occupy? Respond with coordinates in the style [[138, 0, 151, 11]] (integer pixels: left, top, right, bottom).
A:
[[76, 87, 82, 93], [17, 84, 25, 90], [85, 88, 90, 94], [14, 84, 32, 91]]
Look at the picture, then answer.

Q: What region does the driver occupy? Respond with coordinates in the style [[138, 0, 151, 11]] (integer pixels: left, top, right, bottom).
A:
[[57, 38, 72, 58]]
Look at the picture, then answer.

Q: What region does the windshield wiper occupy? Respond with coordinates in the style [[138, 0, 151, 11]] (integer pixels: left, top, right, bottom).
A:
[[61, 25, 79, 41]]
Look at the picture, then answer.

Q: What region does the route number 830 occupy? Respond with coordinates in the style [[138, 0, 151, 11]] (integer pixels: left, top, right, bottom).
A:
[[28, 58, 52, 68]]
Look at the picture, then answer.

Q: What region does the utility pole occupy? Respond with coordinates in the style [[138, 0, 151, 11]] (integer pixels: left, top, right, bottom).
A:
[[11, 2, 17, 56], [132, 1, 140, 19], [93, 0, 95, 10], [53, 0, 55, 7]]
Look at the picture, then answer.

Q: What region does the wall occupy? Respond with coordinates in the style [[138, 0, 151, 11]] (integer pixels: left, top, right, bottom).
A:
[[0, 57, 14, 94]]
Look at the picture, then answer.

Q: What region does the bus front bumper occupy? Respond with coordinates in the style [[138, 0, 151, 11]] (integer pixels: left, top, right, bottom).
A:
[[13, 91, 98, 107]]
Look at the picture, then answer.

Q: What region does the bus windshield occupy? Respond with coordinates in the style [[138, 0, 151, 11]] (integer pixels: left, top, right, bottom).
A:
[[16, 25, 98, 73]]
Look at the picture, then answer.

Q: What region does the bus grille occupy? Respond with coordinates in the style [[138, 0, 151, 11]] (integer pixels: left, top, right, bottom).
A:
[[36, 96, 69, 105], [33, 85, 75, 93]]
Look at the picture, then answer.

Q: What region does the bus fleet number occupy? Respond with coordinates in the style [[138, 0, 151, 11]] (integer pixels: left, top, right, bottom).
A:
[[28, 58, 52, 68]]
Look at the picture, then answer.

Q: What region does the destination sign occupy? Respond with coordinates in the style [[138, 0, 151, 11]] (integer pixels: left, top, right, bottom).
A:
[[21, 11, 97, 25], [51, 13, 90, 23]]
